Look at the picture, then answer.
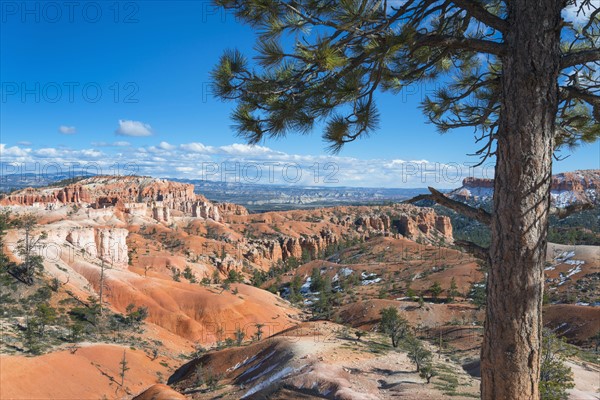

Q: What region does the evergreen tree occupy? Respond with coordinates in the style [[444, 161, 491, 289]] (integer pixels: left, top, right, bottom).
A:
[[379, 306, 410, 347], [0, 210, 16, 272], [254, 323, 265, 341], [119, 350, 129, 389], [540, 329, 575, 400], [235, 327, 246, 346], [406, 336, 432, 372], [309, 267, 323, 292], [289, 275, 304, 303], [211, 1, 599, 397], [16, 214, 47, 284], [448, 277, 460, 302], [429, 281, 442, 300]]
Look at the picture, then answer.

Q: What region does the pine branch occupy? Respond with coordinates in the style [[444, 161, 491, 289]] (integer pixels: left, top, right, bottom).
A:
[[451, 0, 508, 33], [550, 203, 595, 219], [414, 33, 506, 56], [406, 187, 492, 226], [560, 86, 600, 105], [455, 239, 489, 261], [560, 49, 600, 69]]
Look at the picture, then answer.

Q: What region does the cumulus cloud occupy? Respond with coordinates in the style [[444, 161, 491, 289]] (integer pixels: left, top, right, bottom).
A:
[[59, 125, 77, 134], [115, 119, 153, 137], [0, 141, 495, 188], [179, 142, 216, 153], [159, 141, 176, 150], [220, 143, 279, 156], [1, 144, 31, 158], [92, 141, 131, 147]]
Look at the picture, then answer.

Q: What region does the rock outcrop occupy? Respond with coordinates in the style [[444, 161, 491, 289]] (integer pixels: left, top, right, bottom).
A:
[[218, 202, 249, 216], [95, 228, 129, 266], [398, 211, 453, 241], [1, 177, 454, 272], [238, 206, 451, 268], [0, 176, 249, 223], [192, 201, 221, 222], [48, 226, 129, 268], [450, 169, 600, 207]]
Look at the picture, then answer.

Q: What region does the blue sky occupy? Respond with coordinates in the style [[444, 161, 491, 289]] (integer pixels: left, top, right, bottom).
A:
[[1, 1, 598, 188]]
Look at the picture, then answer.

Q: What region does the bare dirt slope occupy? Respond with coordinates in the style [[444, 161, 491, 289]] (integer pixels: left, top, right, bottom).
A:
[[0, 344, 171, 399], [169, 321, 480, 400]]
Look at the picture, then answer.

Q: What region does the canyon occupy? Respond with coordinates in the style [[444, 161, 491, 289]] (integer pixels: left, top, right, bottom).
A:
[[0, 175, 597, 400]]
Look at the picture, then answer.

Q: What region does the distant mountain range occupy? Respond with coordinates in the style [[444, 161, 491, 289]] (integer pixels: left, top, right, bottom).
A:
[[169, 178, 429, 211], [0, 172, 429, 212], [2, 169, 598, 212]]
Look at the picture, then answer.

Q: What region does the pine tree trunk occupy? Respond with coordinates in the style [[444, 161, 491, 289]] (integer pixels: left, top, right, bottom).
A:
[[481, 0, 562, 398]]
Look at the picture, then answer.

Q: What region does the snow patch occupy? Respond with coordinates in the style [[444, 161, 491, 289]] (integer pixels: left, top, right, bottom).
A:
[[360, 271, 381, 285], [241, 367, 296, 398]]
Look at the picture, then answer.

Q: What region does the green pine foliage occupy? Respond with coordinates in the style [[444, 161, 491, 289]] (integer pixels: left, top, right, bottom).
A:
[[211, 0, 598, 157], [540, 329, 576, 400]]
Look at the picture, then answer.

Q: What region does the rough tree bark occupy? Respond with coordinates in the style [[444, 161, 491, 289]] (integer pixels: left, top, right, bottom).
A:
[[481, 0, 563, 398]]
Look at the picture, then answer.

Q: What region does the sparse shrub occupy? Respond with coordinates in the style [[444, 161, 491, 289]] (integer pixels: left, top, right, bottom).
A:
[[211, 269, 221, 284], [171, 268, 181, 282], [226, 269, 242, 283], [206, 372, 223, 391], [251, 269, 267, 286], [125, 303, 148, 329], [419, 364, 437, 383], [235, 327, 245, 346], [183, 266, 196, 283]]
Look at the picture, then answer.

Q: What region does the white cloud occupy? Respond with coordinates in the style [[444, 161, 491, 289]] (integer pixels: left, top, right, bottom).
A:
[[2, 140, 497, 189], [59, 125, 77, 134], [176, 166, 194, 173], [159, 141, 176, 150], [35, 148, 60, 157], [0, 144, 31, 157], [92, 141, 131, 147], [180, 142, 215, 153], [115, 119, 153, 137], [220, 143, 278, 156]]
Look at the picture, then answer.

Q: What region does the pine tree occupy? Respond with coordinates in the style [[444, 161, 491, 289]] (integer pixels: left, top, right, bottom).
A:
[[16, 214, 47, 284], [98, 259, 108, 316], [254, 323, 265, 341], [235, 327, 246, 346], [406, 336, 432, 372], [119, 350, 129, 389], [211, 1, 599, 397], [379, 306, 409, 347], [448, 277, 460, 302], [429, 281, 442, 300], [540, 329, 575, 400]]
